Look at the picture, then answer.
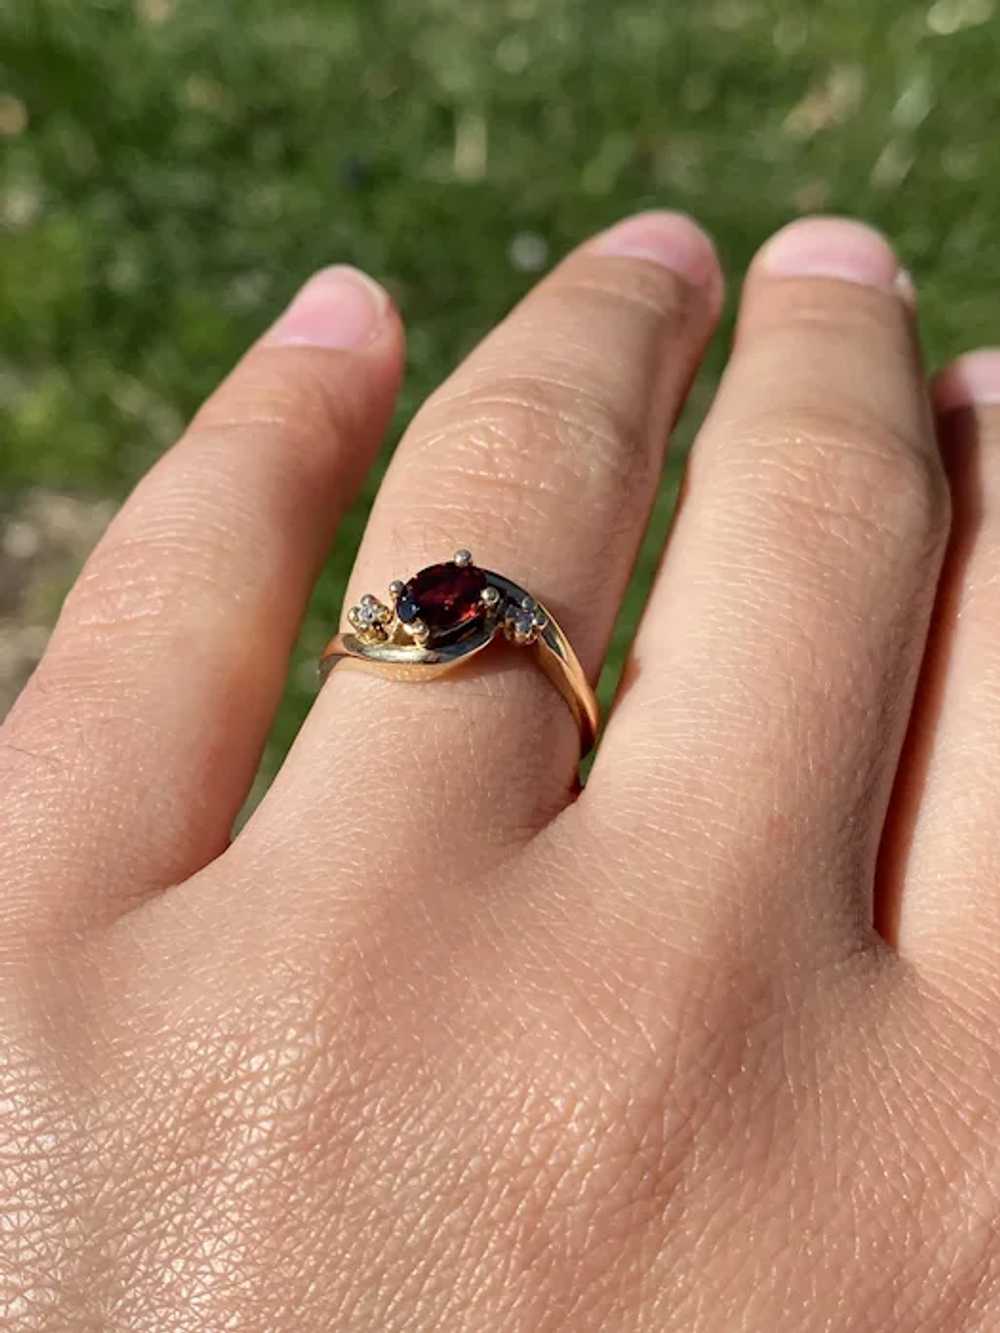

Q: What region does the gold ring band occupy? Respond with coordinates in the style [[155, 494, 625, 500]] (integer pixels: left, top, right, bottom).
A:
[[319, 550, 599, 756]]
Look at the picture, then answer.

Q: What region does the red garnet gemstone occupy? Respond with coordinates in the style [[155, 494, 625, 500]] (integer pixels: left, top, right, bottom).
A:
[[396, 561, 488, 636]]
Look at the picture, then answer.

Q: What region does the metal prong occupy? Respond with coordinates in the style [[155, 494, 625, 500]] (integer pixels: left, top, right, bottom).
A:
[[481, 586, 500, 608], [361, 593, 379, 609], [388, 579, 405, 601], [520, 595, 535, 611], [454, 549, 473, 567], [403, 617, 430, 645]]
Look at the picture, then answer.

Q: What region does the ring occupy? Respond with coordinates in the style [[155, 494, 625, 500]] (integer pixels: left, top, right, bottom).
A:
[[319, 550, 600, 756]]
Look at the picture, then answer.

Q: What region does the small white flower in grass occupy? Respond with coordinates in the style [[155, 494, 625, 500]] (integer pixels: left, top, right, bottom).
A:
[[508, 232, 549, 273]]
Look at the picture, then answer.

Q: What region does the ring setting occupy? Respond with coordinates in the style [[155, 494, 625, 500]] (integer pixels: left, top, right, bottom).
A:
[[347, 550, 549, 651], [320, 549, 599, 756]]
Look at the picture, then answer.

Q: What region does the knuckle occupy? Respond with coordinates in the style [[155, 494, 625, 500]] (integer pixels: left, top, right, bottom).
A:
[[193, 347, 360, 449], [747, 276, 905, 350], [414, 370, 651, 517], [887, 442, 952, 554], [554, 265, 692, 329], [60, 517, 246, 637], [711, 405, 950, 562], [51, 356, 372, 644]]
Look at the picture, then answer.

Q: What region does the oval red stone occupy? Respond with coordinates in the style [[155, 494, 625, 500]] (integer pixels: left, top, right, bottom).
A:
[[397, 561, 488, 636]]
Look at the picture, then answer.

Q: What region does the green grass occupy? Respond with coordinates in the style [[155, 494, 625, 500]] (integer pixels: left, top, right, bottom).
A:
[[3, 0, 1000, 777]]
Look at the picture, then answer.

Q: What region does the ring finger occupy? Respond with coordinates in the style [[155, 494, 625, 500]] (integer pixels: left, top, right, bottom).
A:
[[247, 213, 723, 878]]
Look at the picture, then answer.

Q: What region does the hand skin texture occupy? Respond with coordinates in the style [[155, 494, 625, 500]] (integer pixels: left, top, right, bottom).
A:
[[3, 213, 1000, 1332]]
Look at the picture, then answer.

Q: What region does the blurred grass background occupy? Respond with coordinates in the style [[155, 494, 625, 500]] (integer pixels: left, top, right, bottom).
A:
[[2, 0, 999, 782]]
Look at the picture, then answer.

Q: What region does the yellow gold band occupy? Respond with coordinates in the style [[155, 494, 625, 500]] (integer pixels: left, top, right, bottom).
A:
[[319, 553, 599, 757]]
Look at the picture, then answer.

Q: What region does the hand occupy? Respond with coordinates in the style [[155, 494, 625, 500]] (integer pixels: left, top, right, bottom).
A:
[[3, 212, 999, 1332]]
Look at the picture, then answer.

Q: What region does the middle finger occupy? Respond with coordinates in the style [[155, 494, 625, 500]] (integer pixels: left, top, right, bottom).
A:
[[593, 217, 950, 951]]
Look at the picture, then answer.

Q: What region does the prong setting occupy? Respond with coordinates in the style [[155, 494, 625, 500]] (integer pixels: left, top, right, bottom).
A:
[[347, 592, 394, 644], [502, 594, 547, 646], [402, 616, 430, 646], [325, 548, 599, 757], [349, 551, 545, 650]]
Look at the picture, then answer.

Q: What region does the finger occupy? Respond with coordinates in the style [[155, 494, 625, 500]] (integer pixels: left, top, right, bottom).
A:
[[880, 351, 1000, 980], [246, 213, 723, 879], [0, 267, 404, 936], [593, 217, 949, 953]]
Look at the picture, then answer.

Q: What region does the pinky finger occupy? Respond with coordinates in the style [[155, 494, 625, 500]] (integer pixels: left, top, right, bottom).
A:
[[0, 267, 404, 940]]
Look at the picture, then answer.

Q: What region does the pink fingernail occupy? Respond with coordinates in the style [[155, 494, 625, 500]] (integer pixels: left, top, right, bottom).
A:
[[759, 217, 905, 295], [934, 349, 1000, 413], [265, 266, 389, 350], [590, 211, 721, 290]]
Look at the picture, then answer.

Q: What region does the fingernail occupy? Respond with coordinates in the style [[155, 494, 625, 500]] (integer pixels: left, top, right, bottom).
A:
[[265, 266, 389, 350], [589, 211, 721, 289], [934, 349, 1000, 413], [894, 267, 918, 309], [759, 217, 905, 295]]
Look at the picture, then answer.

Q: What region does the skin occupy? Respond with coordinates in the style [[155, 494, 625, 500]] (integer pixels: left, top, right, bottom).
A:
[[2, 211, 1000, 1331]]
